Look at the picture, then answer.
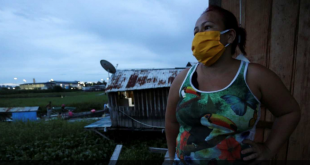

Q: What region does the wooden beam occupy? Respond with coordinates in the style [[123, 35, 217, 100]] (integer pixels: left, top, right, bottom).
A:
[[153, 89, 157, 120], [162, 151, 170, 165], [141, 90, 144, 117], [265, 0, 300, 161], [91, 129, 110, 140], [209, 0, 221, 7], [108, 145, 123, 165], [245, 0, 272, 65], [221, 0, 242, 57], [149, 90, 154, 126], [242, 0, 272, 143], [146, 90, 149, 118], [149, 147, 168, 154], [287, 0, 310, 160], [162, 88, 165, 118], [133, 91, 137, 128], [157, 89, 161, 118]]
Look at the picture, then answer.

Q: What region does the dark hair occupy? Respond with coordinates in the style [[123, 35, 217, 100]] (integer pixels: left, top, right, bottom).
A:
[[203, 5, 247, 55]]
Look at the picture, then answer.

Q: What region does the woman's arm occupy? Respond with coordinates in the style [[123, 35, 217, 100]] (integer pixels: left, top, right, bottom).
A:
[[242, 64, 301, 161], [165, 68, 189, 161]]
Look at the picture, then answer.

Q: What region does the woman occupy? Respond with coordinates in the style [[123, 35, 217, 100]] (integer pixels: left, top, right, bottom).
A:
[[165, 5, 300, 165], [59, 104, 66, 118], [46, 101, 52, 118]]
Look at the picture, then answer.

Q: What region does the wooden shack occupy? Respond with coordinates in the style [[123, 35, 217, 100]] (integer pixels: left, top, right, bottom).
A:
[[105, 68, 184, 130], [210, 0, 310, 161]]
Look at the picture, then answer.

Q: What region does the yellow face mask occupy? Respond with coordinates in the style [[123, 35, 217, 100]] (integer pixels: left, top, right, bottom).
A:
[[192, 29, 230, 66]]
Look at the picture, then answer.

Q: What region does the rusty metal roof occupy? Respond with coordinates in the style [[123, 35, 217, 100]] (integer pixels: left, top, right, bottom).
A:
[[0, 106, 39, 113], [105, 68, 185, 92]]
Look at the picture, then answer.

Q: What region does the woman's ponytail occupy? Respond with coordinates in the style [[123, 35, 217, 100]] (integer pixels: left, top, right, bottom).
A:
[[237, 27, 247, 55]]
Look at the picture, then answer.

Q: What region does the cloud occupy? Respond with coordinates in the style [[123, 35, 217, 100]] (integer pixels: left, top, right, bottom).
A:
[[0, 0, 208, 84]]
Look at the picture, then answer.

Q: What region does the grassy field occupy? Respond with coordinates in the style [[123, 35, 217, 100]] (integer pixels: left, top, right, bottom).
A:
[[0, 91, 108, 116], [0, 120, 167, 161]]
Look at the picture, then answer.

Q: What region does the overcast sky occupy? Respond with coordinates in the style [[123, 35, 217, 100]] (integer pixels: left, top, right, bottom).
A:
[[0, 0, 208, 86]]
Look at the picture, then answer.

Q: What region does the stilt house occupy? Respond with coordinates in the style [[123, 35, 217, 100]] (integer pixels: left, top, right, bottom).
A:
[[105, 67, 185, 130]]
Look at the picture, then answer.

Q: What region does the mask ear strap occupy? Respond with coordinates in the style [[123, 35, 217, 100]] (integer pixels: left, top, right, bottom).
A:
[[220, 29, 230, 34], [225, 43, 230, 47]]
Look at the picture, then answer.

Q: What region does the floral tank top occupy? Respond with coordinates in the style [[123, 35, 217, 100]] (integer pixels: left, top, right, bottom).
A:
[[175, 61, 261, 164]]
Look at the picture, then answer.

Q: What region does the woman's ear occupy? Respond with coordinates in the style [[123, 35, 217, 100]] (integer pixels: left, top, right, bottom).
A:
[[227, 29, 237, 44]]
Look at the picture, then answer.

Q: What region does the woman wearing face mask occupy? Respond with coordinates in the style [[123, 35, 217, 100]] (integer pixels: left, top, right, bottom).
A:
[[165, 5, 300, 165]]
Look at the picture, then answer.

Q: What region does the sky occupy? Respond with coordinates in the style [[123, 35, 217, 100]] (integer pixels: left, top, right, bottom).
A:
[[0, 0, 208, 86]]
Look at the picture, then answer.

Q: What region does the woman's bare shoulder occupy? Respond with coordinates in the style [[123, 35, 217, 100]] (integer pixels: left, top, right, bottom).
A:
[[247, 63, 299, 117], [247, 63, 281, 83], [172, 68, 190, 88], [166, 67, 190, 112]]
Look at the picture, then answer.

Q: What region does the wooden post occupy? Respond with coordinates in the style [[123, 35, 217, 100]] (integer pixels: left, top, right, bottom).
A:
[[287, 0, 310, 160], [92, 129, 110, 140], [145, 90, 151, 126], [149, 147, 168, 154], [265, 0, 300, 160], [157, 89, 161, 119], [134, 91, 139, 128], [209, 0, 221, 7], [108, 145, 123, 165], [114, 93, 119, 127], [145, 90, 149, 117], [154, 89, 157, 127], [242, 0, 273, 143], [141, 90, 144, 118], [149, 90, 154, 127], [133, 91, 137, 128], [136, 91, 141, 128]]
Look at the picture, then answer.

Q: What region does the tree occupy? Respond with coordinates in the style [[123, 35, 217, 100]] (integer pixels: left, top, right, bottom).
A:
[[53, 86, 63, 92]]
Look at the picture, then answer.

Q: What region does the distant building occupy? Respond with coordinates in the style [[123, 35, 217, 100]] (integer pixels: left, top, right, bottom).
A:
[[82, 85, 106, 91], [0, 85, 14, 89], [20, 81, 81, 90], [20, 82, 55, 90], [52, 81, 80, 89]]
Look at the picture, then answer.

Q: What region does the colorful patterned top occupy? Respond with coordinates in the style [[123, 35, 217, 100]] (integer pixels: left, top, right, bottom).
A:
[[175, 61, 261, 164]]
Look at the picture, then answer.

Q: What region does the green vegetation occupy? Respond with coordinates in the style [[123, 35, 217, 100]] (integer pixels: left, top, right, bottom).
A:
[[0, 91, 167, 161], [0, 120, 167, 161], [0, 88, 79, 95], [107, 131, 167, 161], [0, 92, 108, 116], [0, 119, 116, 160]]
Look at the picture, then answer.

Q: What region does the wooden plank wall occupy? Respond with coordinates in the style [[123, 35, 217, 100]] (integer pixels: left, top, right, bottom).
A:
[[107, 88, 169, 129], [267, 0, 300, 161], [287, 0, 310, 160], [220, 0, 271, 145], [216, 0, 309, 161]]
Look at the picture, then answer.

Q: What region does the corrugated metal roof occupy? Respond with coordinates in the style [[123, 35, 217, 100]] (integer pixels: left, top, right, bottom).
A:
[[0, 106, 39, 113], [105, 68, 185, 92]]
